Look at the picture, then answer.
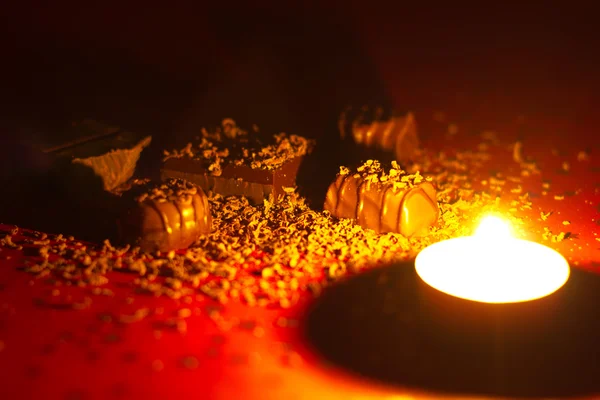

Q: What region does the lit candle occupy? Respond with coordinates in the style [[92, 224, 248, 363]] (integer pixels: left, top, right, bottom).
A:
[[415, 215, 570, 303]]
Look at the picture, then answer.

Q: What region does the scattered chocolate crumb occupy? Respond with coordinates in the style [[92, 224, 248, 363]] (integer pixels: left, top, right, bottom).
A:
[[97, 313, 113, 323], [253, 326, 265, 338], [281, 351, 303, 367], [211, 334, 226, 345], [64, 389, 86, 400], [180, 355, 200, 369], [275, 316, 298, 328], [151, 359, 164, 372], [58, 331, 74, 343], [72, 297, 92, 310], [543, 227, 567, 243], [40, 343, 55, 355], [122, 178, 201, 204], [176, 319, 187, 334], [0, 234, 21, 249], [177, 308, 192, 318], [248, 351, 262, 366], [119, 308, 150, 324], [238, 320, 257, 331], [206, 347, 220, 358], [121, 351, 139, 363], [577, 151, 590, 161], [3, 126, 562, 312], [103, 333, 121, 344], [24, 365, 43, 380], [85, 350, 100, 362], [109, 382, 129, 398], [229, 353, 248, 365]]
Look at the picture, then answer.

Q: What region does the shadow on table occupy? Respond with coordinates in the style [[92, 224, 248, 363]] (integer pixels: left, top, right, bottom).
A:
[[303, 262, 600, 399], [0, 152, 121, 243]]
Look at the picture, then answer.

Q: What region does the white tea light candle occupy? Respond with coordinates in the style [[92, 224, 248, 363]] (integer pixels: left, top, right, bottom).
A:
[[415, 216, 570, 303]]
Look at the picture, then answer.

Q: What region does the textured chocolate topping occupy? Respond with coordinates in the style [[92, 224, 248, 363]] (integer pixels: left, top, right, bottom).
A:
[[117, 179, 211, 252], [161, 119, 312, 204], [162, 119, 313, 172], [324, 160, 438, 237], [339, 106, 419, 163]]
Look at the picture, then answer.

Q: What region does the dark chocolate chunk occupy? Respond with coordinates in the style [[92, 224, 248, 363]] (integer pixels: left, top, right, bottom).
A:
[[117, 179, 211, 252], [161, 119, 313, 204], [339, 106, 419, 163], [0, 120, 151, 242], [41, 119, 122, 155], [324, 161, 438, 237]]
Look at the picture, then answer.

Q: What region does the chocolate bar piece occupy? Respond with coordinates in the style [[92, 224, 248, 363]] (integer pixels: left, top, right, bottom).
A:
[[47, 119, 152, 191], [324, 160, 438, 237], [117, 178, 211, 252], [161, 119, 313, 204], [339, 106, 419, 164]]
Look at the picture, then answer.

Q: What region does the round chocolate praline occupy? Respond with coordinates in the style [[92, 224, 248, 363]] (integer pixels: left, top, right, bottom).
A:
[[117, 178, 211, 252]]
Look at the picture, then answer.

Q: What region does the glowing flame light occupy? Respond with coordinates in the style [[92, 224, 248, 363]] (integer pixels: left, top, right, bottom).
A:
[[474, 215, 512, 240], [415, 215, 570, 304]]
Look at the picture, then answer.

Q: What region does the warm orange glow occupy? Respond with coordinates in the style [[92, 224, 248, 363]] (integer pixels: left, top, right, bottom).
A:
[[473, 215, 511, 239], [415, 216, 570, 304]]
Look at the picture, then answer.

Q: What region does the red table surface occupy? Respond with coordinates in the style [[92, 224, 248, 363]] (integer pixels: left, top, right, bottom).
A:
[[1, 111, 600, 400]]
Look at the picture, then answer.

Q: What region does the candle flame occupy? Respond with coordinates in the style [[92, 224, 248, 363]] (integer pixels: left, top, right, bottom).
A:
[[474, 215, 512, 240], [415, 215, 570, 304]]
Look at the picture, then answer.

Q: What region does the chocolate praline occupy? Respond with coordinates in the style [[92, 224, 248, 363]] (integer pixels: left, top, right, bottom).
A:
[[324, 161, 438, 237], [117, 178, 211, 252], [339, 105, 420, 164]]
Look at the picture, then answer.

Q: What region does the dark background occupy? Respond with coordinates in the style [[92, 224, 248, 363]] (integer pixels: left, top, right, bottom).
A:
[[1, 2, 599, 172]]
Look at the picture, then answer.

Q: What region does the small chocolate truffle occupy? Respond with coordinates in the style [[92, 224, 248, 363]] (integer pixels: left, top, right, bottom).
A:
[[339, 106, 419, 163], [324, 161, 438, 237], [117, 179, 211, 252]]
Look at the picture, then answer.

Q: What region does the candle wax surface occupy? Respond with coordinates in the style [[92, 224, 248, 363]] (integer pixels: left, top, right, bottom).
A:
[[415, 217, 571, 303]]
